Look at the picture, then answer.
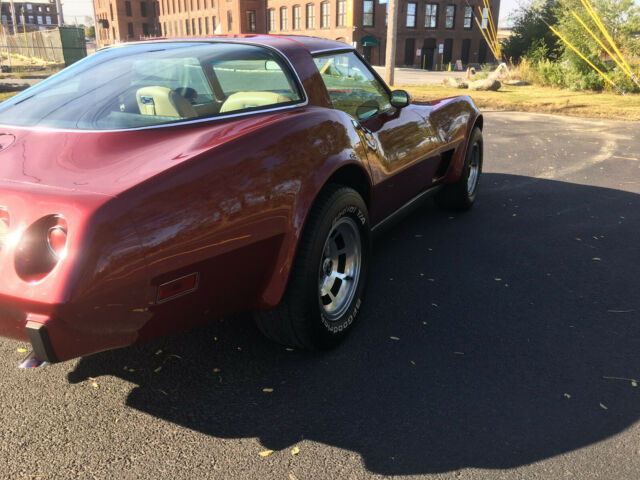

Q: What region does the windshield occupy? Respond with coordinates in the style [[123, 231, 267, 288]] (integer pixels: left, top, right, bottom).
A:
[[0, 42, 304, 130]]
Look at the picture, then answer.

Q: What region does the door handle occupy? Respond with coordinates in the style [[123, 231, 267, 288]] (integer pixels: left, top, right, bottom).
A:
[[352, 119, 377, 150]]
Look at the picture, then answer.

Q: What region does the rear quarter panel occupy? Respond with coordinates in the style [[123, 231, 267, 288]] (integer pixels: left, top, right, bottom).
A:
[[117, 106, 371, 343]]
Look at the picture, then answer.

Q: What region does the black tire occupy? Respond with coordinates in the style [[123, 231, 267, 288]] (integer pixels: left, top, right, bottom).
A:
[[436, 127, 483, 210], [255, 185, 370, 350]]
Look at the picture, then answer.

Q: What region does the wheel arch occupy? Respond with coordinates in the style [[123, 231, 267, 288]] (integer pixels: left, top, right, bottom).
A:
[[258, 160, 373, 310]]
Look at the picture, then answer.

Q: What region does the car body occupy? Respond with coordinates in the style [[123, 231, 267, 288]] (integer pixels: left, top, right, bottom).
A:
[[0, 35, 482, 364]]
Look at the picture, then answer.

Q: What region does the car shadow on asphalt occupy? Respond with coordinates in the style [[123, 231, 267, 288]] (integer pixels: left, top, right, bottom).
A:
[[68, 173, 640, 475]]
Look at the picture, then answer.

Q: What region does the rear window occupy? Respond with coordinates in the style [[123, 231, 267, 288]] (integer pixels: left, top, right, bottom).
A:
[[0, 42, 304, 130]]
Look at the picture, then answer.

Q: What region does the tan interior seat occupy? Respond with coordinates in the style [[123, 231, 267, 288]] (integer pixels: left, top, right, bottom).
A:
[[136, 86, 198, 118], [219, 91, 290, 113]]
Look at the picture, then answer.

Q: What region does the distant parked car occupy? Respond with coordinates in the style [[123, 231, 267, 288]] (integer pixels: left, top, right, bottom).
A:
[[0, 35, 483, 365]]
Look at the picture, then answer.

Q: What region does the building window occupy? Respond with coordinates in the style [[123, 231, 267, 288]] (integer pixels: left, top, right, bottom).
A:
[[306, 3, 315, 28], [142, 22, 149, 35], [280, 7, 288, 30], [268, 8, 275, 31], [198, 17, 202, 34], [362, 0, 373, 26], [336, 0, 346, 26], [320, 2, 329, 28], [406, 2, 416, 27], [247, 10, 256, 31], [205, 16, 210, 33], [293, 5, 301, 29], [227, 10, 232, 30], [481, 7, 489, 29], [109, 3, 114, 20], [463, 6, 472, 29], [212, 16, 217, 31], [45, 15, 51, 24], [125, 1, 132, 16], [141, 1, 147, 16], [37, 15, 42, 24], [185, 18, 190, 34], [445, 5, 455, 29], [425, 3, 437, 28], [192, 18, 196, 34], [127, 22, 134, 37]]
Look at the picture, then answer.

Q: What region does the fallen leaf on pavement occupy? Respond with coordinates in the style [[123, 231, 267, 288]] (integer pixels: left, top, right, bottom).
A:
[[291, 446, 300, 456], [263, 388, 274, 393], [564, 393, 571, 399], [389, 336, 400, 341], [16, 347, 27, 353], [259, 450, 274, 457], [600, 403, 608, 410]]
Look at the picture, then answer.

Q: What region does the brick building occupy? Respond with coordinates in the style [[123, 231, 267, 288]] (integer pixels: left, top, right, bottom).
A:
[[94, 0, 160, 45], [98, 0, 500, 68], [1, 0, 59, 34]]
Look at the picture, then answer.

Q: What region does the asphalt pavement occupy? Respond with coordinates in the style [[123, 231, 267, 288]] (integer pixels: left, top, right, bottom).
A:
[[1, 111, 639, 479]]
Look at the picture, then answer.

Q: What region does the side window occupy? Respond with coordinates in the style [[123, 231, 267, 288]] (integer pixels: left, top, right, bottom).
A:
[[211, 55, 302, 113], [313, 51, 391, 121]]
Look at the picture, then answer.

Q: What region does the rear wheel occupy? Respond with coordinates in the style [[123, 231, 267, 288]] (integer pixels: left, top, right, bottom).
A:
[[255, 185, 370, 350], [436, 127, 483, 210]]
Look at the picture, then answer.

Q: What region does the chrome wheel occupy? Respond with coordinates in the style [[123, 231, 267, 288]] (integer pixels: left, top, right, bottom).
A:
[[318, 217, 362, 321], [467, 142, 480, 195]]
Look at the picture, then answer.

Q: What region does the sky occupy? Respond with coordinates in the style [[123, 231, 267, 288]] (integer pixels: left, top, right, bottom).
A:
[[61, 0, 528, 27]]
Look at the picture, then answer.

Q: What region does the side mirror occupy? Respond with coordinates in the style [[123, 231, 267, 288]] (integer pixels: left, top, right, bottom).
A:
[[390, 89, 411, 108]]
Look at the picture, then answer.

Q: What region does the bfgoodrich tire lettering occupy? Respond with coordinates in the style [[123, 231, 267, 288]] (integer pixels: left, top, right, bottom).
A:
[[255, 184, 370, 350]]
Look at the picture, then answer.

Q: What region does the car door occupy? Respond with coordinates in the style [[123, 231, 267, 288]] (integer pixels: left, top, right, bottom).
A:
[[312, 51, 441, 222]]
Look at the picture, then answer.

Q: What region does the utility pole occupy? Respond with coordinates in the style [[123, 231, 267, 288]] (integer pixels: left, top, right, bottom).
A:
[[55, 0, 64, 27], [383, 0, 398, 86], [90, 0, 100, 49], [8, 0, 17, 34]]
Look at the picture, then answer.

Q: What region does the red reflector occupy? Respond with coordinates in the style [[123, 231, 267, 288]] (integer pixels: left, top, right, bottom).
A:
[[156, 273, 199, 303], [47, 225, 67, 257]]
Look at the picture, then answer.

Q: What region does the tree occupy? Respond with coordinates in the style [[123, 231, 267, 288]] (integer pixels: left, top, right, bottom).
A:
[[502, 0, 561, 63], [553, 0, 640, 91]]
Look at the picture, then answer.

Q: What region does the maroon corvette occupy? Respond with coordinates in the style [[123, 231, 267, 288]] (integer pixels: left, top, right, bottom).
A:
[[0, 35, 483, 365]]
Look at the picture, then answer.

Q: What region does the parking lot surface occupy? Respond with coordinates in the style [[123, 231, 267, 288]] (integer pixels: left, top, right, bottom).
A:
[[1, 111, 639, 479]]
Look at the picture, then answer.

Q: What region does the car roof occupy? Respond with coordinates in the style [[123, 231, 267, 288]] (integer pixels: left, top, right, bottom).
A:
[[118, 35, 353, 55]]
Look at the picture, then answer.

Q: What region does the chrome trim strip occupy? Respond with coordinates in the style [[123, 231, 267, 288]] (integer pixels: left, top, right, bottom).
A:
[[371, 185, 444, 234], [308, 47, 356, 55], [0, 40, 309, 134]]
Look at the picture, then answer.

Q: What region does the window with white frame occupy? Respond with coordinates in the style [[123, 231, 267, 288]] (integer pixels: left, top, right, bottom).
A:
[[406, 2, 416, 27], [445, 5, 455, 29], [320, 1, 330, 28], [425, 3, 437, 28]]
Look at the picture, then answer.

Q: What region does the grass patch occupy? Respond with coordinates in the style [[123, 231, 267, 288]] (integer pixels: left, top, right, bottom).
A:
[[402, 84, 640, 122], [0, 92, 17, 102]]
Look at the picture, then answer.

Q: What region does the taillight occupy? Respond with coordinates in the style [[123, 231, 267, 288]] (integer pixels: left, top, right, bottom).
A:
[[15, 215, 68, 282]]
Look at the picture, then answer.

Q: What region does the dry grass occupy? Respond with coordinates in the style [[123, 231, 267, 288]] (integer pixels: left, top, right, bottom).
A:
[[402, 84, 640, 122]]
